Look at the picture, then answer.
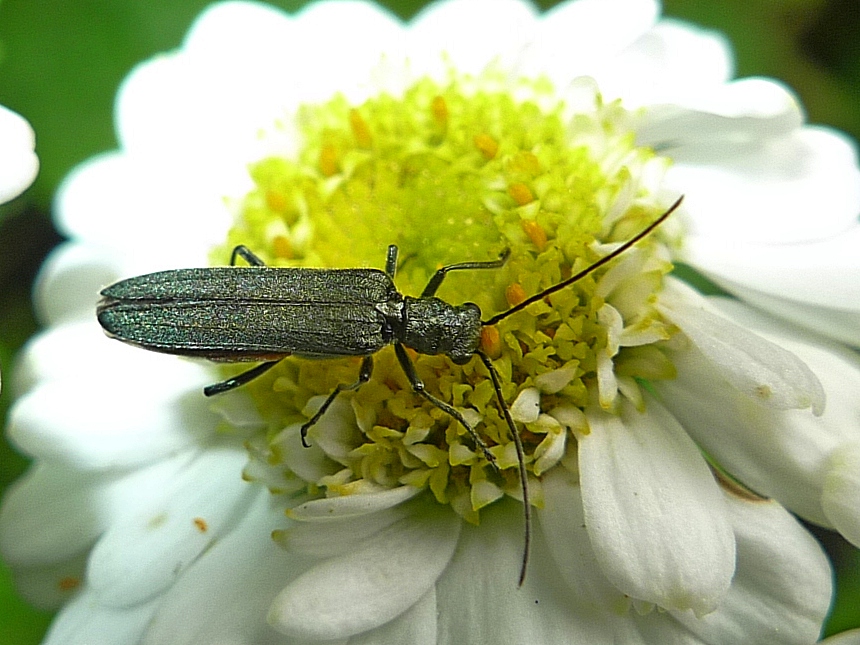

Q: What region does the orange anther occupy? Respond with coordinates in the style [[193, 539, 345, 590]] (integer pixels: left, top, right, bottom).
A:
[[508, 182, 534, 206], [58, 576, 81, 592], [265, 188, 288, 213], [349, 109, 372, 148], [520, 219, 547, 250], [431, 95, 448, 129], [319, 142, 339, 177], [505, 282, 527, 307], [193, 517, 209, 533], [473, 133, 499, 160], [480, 325, 502, 358], [272, 235, 293, 259]]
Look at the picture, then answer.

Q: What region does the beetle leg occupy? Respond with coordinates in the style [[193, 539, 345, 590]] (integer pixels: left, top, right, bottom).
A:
[[230, 245, 267, 267], [384, 245, 398, 278], [419, 248, 510, 298], [300, 355, 374, 448], [394, 344, 499, 470], [204, 360, 281, 396]]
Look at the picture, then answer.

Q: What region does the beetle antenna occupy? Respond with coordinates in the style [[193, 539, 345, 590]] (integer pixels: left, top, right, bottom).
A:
[[476, 349, 531, 587], [482, 195, 683, 327]]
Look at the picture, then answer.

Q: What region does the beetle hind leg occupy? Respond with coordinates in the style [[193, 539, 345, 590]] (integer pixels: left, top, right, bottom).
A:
[[204, 360, 281, 396]]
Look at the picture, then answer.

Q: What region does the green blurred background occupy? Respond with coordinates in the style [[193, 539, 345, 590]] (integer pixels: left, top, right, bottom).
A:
[[1, 0, 858, 642]]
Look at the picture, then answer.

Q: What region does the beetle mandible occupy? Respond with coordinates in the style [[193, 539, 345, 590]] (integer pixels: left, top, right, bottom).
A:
[[97, 195, 683, 586]]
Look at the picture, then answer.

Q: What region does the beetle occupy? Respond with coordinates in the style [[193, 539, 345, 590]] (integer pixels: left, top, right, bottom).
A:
[[97, 195, 682, 585]]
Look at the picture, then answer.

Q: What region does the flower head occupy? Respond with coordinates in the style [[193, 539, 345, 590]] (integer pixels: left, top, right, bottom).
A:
[[3, 1, 857, 643]]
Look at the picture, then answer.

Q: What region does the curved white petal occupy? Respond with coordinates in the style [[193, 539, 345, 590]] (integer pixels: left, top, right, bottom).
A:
[[671, 125, 860, 244], [41, 592, 157, 645], [529, 0, 660, 92], [287, 485, 421, 521], [580, 394, 735, 614], [8, 366, 218, 467], [31, 241, 122, 328], [409, 0, 538, 80], [639, 78, 802, 162], [0, 104, 38, 203], [282, 502, 412, 558], [87, 444, 254, 606], [672, 494, 831, 644], [683, 222, 860, 346], [657, 297, 860, 526], [350, 587, 437, 645], [8, 552, 89, 611], [540, 469, 644, 643], [438, 498, 624, 644], [594, 18, 732, 107], [823, 442, 860, 548], [54, 152, 233, 271], [719, 282, 860, 348], [659, 278, 825, 414], [269, 502, 459, 640], [141, 491, 301, 645], [0, 452, 194, 568]]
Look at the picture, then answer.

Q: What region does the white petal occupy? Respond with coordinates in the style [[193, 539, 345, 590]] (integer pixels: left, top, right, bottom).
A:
[[509, 387, 540, 423], [438, 498, 620, 644], [350, 587, 437, 645], [670, 125, 860, 244], [658, 278, 825, 414], [720, 281, 860, 348], [409, 0, 538, 80], [0, 104, 38, 203], [31, 241, 122, 328], [672, 494, 831, 644], [823, 443, 860, 548], [87, 444, 254, 606], [8, 365, 218, 468], [581, 395, 735, 614], [0, 452, 194, 568], [55, 152, 232, 271], [42, 591, 157, 645], [540, 469, 631, 609], [282, 502, 411, 558], [656, 297, 860, 525], [287, 485, 421, 522], [269, 503, 459, 640], [639, 78, 802, 158], [141, 491, 302, 645], [595, 19, 732, 106], [683, 223, 860, 345]]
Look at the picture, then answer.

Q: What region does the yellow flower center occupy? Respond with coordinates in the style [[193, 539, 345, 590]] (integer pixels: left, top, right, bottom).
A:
[[214, 72, 677, 524]]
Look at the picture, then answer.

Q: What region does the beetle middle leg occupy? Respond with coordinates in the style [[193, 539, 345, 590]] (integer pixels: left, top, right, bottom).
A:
[[394, 344, 498, 469], [300, 355, 374, 447]]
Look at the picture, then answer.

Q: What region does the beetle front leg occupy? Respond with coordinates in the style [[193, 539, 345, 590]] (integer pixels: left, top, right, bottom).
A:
[[300, 355, 374, 448], [230, 245, 266, 267], [394, 344, 498, 470]]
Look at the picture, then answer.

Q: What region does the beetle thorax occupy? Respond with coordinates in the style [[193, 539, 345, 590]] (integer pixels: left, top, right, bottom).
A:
[[400, 297, 482, 364]]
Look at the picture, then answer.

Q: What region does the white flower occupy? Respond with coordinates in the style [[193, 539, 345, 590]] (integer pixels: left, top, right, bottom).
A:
[[0, 104, 38, 204], [2, 0, 856, 643]]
